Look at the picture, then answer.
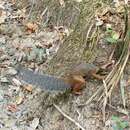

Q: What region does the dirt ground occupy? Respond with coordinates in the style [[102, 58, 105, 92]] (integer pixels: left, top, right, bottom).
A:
[[0, 0, 130, 130]]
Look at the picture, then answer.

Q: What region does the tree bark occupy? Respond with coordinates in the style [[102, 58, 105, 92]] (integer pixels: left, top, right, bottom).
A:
[[43, 0, 103, 76]]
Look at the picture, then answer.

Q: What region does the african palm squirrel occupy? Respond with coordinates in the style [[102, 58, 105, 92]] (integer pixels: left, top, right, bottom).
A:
[[15, 63, 104, 93]]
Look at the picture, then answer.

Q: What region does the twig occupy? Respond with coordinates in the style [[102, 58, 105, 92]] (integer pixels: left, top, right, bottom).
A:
[[27, 0, 35, 20], [120, 73, 126, 109], [85, 86, 102, 105], [53, 103, 85, 130], [107, 103, 128, 115], [102, 80, 108, 122]]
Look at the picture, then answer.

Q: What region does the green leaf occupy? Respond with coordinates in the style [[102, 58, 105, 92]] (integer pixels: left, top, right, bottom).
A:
[[112, 116, 129, 129], [105, 37, 117, 43], [112, 32, 120, 40], [120, 121, 129, 129], [112, 116, 121, 122]]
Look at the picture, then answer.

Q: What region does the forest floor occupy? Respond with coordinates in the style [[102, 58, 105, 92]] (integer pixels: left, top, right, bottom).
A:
[[0, 0, 130, 130]]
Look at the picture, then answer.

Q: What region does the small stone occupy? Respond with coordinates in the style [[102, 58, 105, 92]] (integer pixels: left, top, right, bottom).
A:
[[30, 118, 39, 129], [0, 37, 6, 44], [0, 55, 9, 61], [12, 78, 22, 86], [4, 118, 16, 127], [0, 77, 9, 83], [7, 68, 17, 75], [8, 48, 15, 56]]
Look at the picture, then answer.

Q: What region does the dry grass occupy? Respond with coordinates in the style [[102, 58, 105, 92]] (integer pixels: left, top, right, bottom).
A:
[[85, 6, 130, 121]]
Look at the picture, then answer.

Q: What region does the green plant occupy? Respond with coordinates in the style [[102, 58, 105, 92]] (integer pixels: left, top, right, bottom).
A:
[[111, 115, 129, 130], [105, 26, 120, 44]]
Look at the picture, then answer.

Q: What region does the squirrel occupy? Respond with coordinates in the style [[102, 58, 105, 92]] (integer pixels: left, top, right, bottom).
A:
[[15, 63, 104, 94]]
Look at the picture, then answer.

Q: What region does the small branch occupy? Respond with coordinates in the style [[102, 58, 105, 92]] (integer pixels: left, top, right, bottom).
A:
[[53, 103, 85, 130], [102, 80, 108, 122], [27, 0, 35, 20]]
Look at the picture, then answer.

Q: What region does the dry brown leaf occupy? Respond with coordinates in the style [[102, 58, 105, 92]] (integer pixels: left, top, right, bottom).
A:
[[7, 104, 17, 113], [25, 22, 38, 33], [23, 84, 33, 92]]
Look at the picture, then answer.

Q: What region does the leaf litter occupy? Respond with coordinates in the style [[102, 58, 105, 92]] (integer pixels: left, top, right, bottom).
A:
[[0, 0, 130, 130]]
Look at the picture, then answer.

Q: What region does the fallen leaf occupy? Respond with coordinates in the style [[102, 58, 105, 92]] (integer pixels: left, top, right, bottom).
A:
[[95, 16, 104, 26], [0, 77, 9, 83], [23, 84, 33, 92], [30, 118, 39, 129], [11, 0, 16, 4], [7, 68, 17, 75], [74, 0, 82, 2], [15, 94, 24, 105], [59, 0, 65, 7], [25, 22, 38, 33], [0, 10, 7, 24], [7, 104, 17, 113], [4, 118, 17, 128], [12, 78, 22, 86]]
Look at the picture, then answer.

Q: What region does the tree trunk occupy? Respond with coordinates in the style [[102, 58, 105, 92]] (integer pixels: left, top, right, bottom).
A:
[[42, 0, 105, 75]]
